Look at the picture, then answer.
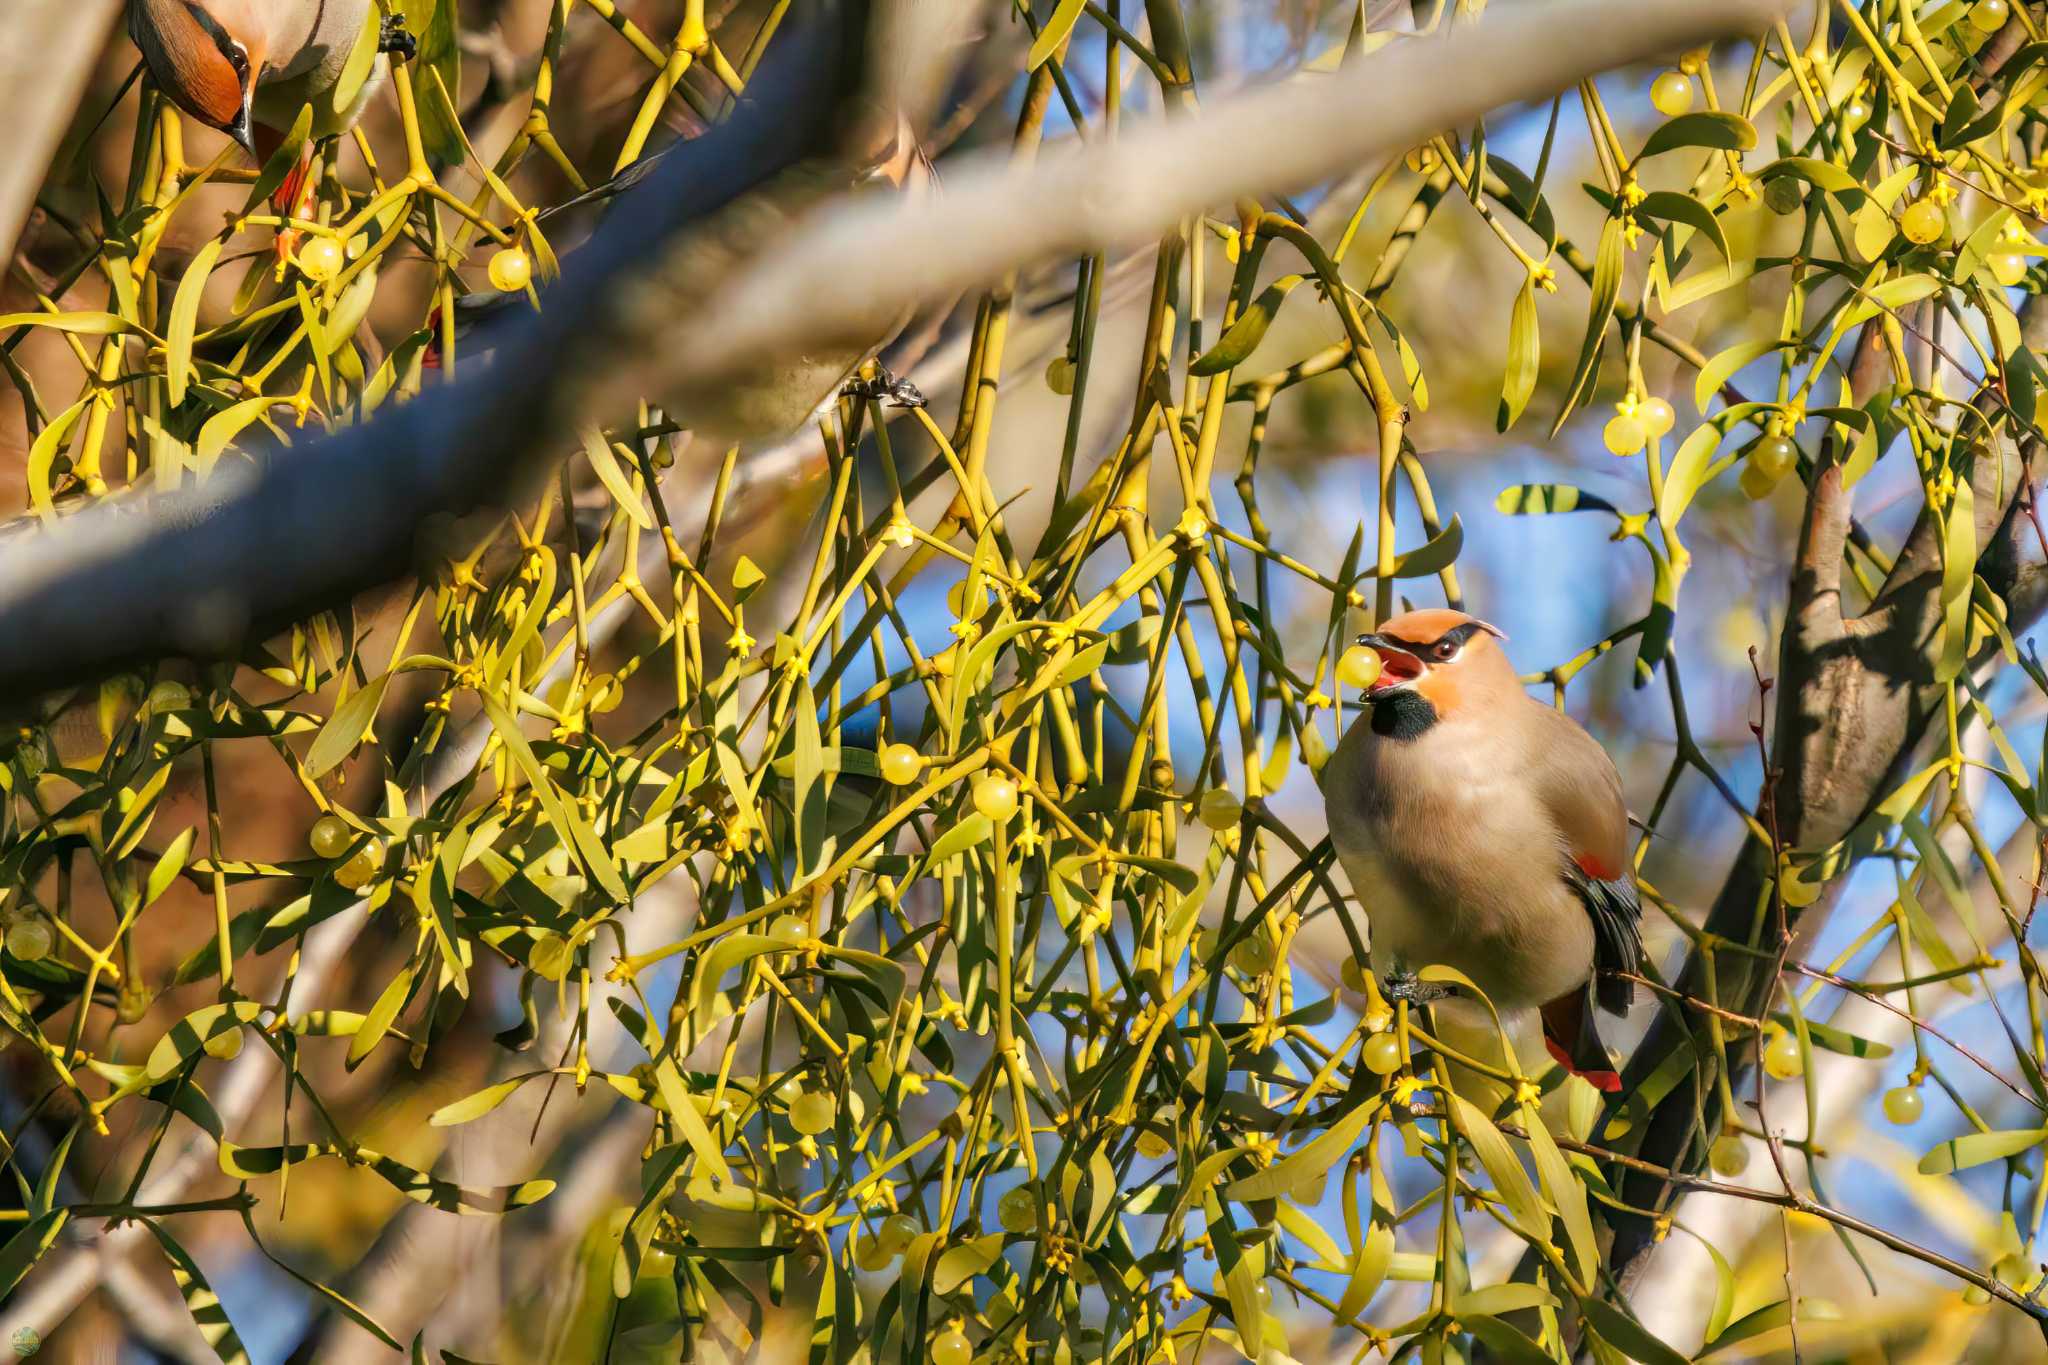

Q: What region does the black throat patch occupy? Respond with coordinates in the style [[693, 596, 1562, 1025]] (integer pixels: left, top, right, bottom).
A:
[[1370, 689, 1437, 739]]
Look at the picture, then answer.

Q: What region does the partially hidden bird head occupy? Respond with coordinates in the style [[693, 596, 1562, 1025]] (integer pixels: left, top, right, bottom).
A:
[[129, 0, 269, 154], [1356, 608, 1513, 719]]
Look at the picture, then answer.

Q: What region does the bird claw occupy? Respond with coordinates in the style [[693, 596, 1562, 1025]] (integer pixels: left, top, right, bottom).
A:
[[379, 17, 418, 61], [1383, 968, 1454, 1005], [843, 365, 925, 410]]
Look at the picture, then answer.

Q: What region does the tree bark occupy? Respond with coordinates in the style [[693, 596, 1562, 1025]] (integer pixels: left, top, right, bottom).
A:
[[1607, 310, 2048, 1290]]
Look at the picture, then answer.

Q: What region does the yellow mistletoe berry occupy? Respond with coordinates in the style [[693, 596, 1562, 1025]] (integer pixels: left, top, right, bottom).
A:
[[1604, 413, 1648, 456], [488, 246, 533, 292], [1650, 71, 1694, 117], [1900, 198, 1945, 245]]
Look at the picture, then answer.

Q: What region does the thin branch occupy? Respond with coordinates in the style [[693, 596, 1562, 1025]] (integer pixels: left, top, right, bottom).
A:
[[1495, 1118, 2048, 1337], [1787, 960, 2044, 1111]]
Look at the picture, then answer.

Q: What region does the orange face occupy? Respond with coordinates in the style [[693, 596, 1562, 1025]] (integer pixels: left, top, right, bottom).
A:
[[134, 0, 260, 151], [1359, 610, 1508, 719]]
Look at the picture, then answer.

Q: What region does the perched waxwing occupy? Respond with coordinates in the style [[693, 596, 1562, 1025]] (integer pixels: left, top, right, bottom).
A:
[[126, 0, 409, 209], [1323, 608, 1642, 1092]]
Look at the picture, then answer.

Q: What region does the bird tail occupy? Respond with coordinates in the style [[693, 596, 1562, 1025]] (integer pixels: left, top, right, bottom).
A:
[[1541, 987, 1621, 1093]]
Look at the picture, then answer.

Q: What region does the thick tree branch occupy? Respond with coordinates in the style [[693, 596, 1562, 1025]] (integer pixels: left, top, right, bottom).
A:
[[0, 0, 120, 267], [0, 0, 1788, 706]]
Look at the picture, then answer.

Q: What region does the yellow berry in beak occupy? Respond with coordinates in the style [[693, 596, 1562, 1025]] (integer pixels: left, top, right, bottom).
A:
[[1336, 644, 1383, 690]]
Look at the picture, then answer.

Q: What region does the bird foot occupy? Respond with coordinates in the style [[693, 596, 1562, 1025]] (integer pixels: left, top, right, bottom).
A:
[[379, 16, 418, 61], [1382, 968, 1454, 1005], [843, 365, 925, 410]]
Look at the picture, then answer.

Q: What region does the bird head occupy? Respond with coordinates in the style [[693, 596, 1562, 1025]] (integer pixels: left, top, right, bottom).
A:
[[1356, 608, 1513, 718], [129, 0, 266, 156]]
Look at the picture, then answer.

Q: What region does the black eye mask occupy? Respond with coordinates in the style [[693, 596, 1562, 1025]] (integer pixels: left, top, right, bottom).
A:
[[1375, 621, 1494, 661]]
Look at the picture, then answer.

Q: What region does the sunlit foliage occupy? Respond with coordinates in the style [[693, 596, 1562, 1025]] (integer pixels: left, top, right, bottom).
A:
[[7, 1, 2048, 1362]]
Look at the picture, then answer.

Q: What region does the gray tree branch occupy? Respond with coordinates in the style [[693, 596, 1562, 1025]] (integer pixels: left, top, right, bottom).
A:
[[1609, 299, 2048, 1329]]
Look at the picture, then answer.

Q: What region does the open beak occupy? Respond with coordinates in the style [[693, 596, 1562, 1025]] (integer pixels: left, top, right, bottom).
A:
[[1356, 633, 1424, 693]]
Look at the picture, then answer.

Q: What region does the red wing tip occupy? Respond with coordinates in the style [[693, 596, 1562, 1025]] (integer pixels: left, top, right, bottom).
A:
[[270, 160, 313, 219], [1574, 854, 1620, 881], [1544, 1038, 1622, 1092]]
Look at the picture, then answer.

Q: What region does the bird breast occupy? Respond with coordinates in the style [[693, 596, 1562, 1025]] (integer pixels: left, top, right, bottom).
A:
[[249, 0, 383, 137], [1327, 712, 1595, 1011]]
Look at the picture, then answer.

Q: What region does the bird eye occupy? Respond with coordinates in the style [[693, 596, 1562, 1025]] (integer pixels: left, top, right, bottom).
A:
[[220, 39, 249, 81], [1432, 640, 1457, 661]]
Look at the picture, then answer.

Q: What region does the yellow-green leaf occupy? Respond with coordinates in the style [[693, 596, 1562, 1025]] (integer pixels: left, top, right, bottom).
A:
[[1450, 1094, 1549, 1242], [1027, 0, 1089, 69], [1335, 1219, 1393, 1320], [1636, 190, 1729, 261], [332, 5, 382, 115], [1496, 484, 1616, 516], [0, 311, 151, 337], [1224, 1098, 1379, 1201], [1637, 110, 1755, 160], [1497, 276, 1539, 432], [933, 1233, 1005, 1294], [26, 398, 89, 517], [482, 697, 628, 903], [166, 237, 224, 407], [1552, 216, 1622, 435], [928, 814, 992, 864], [580, 427, 654, 530], [1842, 273, 1943, 330], [1384, 515, 1464, 578], [1694, 339, 1782, 412], [306, 673, 392, 778], [1522, 1102, 1597, 1286], [1579, 1296, 1690, 1365], [146, 828, 196, 907], [430, 1072, 544, 1127], [1757, 156, 1856, 193], [1917, 1126, 2048, 1175], [347, 961, 417, 1069], [1659, 422, 1723, 524], [197, 396, 290, 465], [144, 1002, 266, 1083], [1191, 275, 1304, 376], [140, 1219, 251, 1363]]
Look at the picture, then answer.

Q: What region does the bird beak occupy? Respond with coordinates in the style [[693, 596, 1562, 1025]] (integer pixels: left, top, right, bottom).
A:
[[227, 108, 256, 158], [1356, 633, 1424, 693], [228, 62, 258, 158]]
